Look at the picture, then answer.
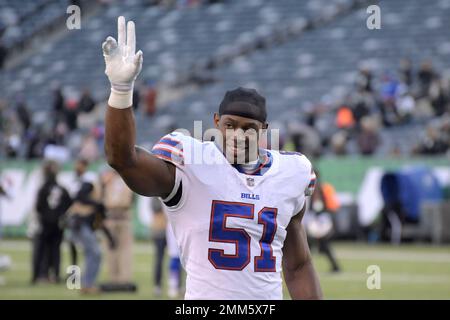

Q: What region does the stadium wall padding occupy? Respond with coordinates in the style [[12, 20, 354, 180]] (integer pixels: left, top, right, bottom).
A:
[[0, 157, 449, 239]]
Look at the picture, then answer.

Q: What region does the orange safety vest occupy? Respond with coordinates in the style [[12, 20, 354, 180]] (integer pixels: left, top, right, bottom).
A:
[[336, 107, 355, 128], [322, 182, 340, 213]]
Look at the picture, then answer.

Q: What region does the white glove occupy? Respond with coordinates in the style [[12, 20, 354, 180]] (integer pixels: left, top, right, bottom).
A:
[[102, 16, 143, 109]]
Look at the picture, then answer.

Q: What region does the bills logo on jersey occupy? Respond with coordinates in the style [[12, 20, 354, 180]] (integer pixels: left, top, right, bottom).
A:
[[241, 192, 260, 200]]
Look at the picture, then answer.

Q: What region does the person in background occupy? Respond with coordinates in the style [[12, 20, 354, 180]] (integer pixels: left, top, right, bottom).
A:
[[66, 158, 114, 294], [166, 221, 183, 298], [0, 172, 12, 275], [357, 116, 380, 155], [304, 171, 341, 273], [79, 89, 96, 113], [417, 60, 435, 98], [101, 168, 136, 289], [15, 98, 31, 135], [150, 197, 167, 297], [144, 80, 157, 117], [52, 87, 65, 125], [63, 99, 79, 132], [33, 161, 72, 284], [399, 58, 413, 87]]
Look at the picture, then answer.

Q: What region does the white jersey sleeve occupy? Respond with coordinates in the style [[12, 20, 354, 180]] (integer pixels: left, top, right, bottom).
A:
[[151, 131, 194, 207]]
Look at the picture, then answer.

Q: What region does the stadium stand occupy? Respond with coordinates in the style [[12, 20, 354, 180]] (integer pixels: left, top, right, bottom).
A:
[[0, 0, 449, 159]]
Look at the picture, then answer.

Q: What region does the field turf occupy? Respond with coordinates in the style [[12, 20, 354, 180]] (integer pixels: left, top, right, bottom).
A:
[[1, 240, 449, 300]]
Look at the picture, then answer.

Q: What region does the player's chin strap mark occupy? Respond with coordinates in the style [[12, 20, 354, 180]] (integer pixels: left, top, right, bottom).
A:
[[164, 181, 183, 207]]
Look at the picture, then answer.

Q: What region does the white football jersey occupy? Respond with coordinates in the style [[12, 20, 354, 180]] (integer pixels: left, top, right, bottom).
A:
[[152, 132, 315, 300]]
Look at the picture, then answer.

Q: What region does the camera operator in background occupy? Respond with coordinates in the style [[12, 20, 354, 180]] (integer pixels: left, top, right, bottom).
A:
[[66, 158, 115, 294]]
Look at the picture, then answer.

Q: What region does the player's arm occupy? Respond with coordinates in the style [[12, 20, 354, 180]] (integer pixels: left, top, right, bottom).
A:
[[103, 16, 175, 198], [282, 205, 323, 300]]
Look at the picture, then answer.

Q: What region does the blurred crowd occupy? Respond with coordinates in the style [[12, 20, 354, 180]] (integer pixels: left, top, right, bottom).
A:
[[2, 58, 450, 161], [0, 0, 449, 160], [0, 81, 159, 161], [283, 59, 450, 158]]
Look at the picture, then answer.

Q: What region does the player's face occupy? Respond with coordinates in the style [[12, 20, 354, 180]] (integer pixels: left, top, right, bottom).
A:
[[214, 114, 267, 164]]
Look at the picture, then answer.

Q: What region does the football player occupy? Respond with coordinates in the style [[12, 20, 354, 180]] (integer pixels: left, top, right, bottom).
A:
[[102, 16, 322, 300]]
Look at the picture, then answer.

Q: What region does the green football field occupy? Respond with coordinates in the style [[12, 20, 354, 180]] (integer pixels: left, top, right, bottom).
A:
[[1, 239, 449, 300]]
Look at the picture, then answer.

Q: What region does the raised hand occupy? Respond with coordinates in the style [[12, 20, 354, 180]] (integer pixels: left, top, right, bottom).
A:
[[102, 16, 143, 108]]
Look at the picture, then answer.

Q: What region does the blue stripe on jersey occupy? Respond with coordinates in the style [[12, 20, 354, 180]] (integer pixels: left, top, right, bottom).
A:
[[158, 138, 181, 148], [152, 148, 174, 159]]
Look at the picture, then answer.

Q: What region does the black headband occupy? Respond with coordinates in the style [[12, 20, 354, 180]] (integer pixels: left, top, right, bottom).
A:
[[219, 87, 267, 123]]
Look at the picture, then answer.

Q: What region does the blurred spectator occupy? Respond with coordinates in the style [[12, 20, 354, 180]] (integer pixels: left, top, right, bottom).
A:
[[379, 73, 400, 126], [33, 161, 72, 284], [351, 90, 372, 127], [78, 133, 100, 162], [356, 68, 373, 93], [145, 81, 158, 116], [335, 105, 355, 130], [417, 60, 435, 98], [90, 121, 105, 149], [5, 134, 20, 158], [357, 117, 380, 155], [430, 78, 449, 117], [399, 58, 413, 87], [151, 197, 167, 297], [380, 72, 400, 102], [166, 221, 182, 298], [414, 126, 449, 155], [396, 90, 415, 123], [15, 99, 31, 134], [25, 126, 45, 159], [79, 89, 96, 113], [64, 99, 79, 131], [330, 131, 348, 155], [52, 88, 65, 123]]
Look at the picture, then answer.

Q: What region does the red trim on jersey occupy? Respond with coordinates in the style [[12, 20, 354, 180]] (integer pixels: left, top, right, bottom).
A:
[[153, 145, 184, 157]]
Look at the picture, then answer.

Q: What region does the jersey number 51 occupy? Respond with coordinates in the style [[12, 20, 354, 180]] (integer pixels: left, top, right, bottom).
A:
[[208, 200, 277, 272]]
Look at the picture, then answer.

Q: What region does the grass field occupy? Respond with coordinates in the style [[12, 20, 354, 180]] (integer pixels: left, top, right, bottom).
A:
[[1, 239, 449, 300]]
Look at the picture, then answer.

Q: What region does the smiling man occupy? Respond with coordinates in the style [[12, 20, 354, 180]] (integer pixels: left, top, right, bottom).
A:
[[102, 16, 322, 300]]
